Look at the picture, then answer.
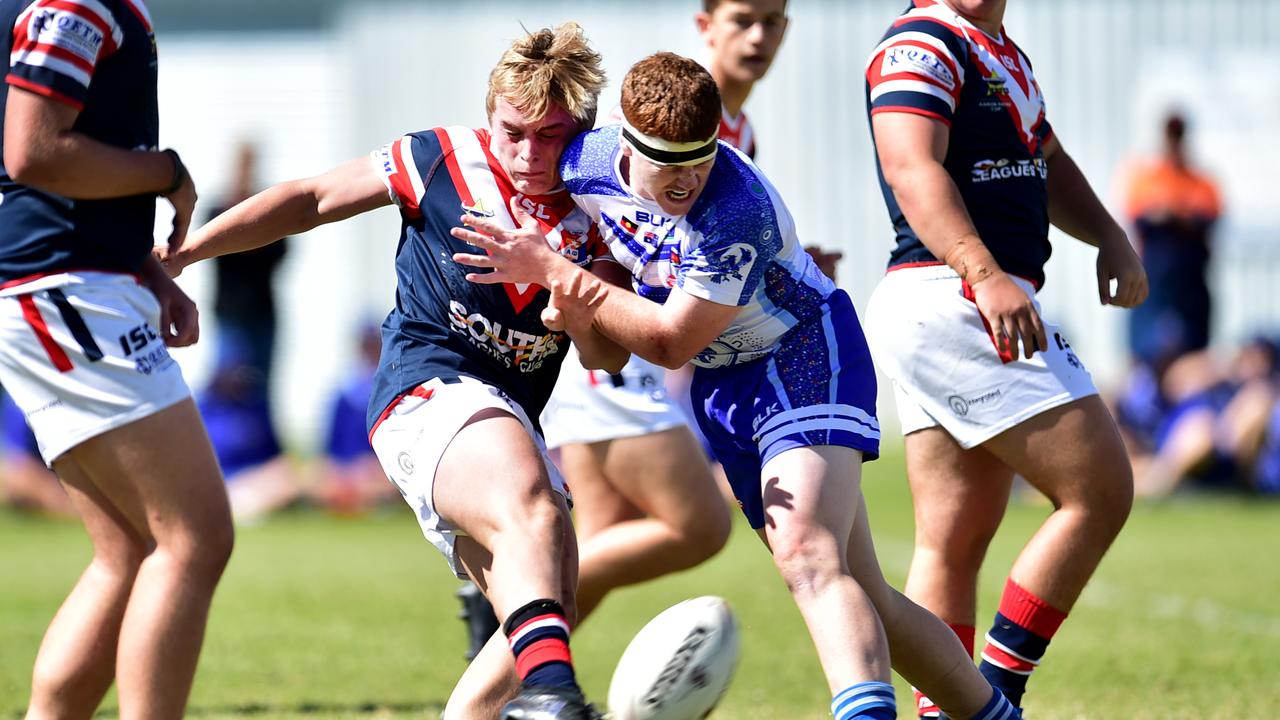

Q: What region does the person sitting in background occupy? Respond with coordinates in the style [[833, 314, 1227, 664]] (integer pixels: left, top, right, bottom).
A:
[[197, 343, 301, 522], [0, 391, 73, 517], [309, 322, 400, 514], [1118, 336, 1279, 497]]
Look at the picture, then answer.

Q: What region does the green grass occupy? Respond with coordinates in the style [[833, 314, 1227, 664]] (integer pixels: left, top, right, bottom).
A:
[[3, 449, 1279, 719]]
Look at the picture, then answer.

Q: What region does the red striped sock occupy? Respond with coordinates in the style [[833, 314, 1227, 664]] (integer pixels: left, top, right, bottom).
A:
[[913, 623, 977, 717]]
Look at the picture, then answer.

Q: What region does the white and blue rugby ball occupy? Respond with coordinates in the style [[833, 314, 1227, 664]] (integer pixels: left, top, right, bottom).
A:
[[607, 596, 740, 720]]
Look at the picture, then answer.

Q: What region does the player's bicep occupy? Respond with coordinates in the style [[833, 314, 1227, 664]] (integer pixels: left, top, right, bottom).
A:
[[306, 156, 393, 224], [871, 112, 950, 178], [2, 85, 78, 174]]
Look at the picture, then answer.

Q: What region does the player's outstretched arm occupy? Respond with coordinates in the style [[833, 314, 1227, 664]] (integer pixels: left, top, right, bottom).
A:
[[160, 156, 390, 277], [872, 111, 1048, 358], [1043, 135, 1149, 308], [451, 205, 738, 368]]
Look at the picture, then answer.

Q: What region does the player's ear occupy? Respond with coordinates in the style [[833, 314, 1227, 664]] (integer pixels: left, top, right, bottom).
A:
[[694, 12, 712, 36]]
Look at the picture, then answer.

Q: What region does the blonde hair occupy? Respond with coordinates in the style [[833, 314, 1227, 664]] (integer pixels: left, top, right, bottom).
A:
[[486, 22, 606, 131]]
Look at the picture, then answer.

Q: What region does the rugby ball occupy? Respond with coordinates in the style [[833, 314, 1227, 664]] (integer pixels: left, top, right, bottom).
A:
[[607, 596, 740, 720]]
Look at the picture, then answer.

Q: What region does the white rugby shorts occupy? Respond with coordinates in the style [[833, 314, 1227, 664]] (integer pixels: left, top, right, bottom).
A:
[[864, 265, 1098, 449], [369, 376, 568, 579], [0, 272, 191, 465], [540, 347, 688, 449]]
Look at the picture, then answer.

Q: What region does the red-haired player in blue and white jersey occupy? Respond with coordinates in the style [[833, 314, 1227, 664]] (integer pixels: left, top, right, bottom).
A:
[[161, 23, 625, 720], [1, 0, 234, 718], [862, 1, 1148, 716]]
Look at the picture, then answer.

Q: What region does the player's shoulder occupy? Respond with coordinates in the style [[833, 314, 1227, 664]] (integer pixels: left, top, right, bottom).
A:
[[561, 125, 627, 198], [691, 146, 785, 244], [871, 2, 969, 60]]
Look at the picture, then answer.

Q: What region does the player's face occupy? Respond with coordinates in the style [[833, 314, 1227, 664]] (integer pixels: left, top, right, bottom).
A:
[[488, 97, 579, 196], [697, 0, 789, 84], [622, 144, 716, 216]]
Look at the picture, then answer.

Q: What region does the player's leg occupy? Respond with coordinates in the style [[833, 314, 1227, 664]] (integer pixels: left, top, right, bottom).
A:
[[573, 426, 729, 621], [432, 407, 590, 717], [976, 395, 1133, 708], [52, 399, 233, 720], [902, 427, 1013, 717], [839, 481, 1018, 720], [757, 445, 895, 718], [25, 456, 146, 720]]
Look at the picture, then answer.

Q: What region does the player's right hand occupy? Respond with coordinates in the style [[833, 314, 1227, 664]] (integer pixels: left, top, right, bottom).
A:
[[151, 244, 185, 278], [970, 271, 1047, 359]]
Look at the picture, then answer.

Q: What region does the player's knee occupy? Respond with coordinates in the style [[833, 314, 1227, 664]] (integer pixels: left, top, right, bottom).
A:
[[769, 526, 843, 597], [160, 520, 234, 584], [512, 493, 565, 548]]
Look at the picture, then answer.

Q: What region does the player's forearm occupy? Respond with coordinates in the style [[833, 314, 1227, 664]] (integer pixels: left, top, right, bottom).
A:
[[1046, 146, 1127, 249], [568, 327, 629, 374], [886, 158, 1004, 285], [6, 130, 176, 200], [174, 182, 318, 266]]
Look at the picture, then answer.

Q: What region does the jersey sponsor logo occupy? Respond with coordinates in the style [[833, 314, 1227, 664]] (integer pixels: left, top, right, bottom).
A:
[[881, 45, 956, 91], [29, 7, 105, 65], [970, 158, 1047, 183], [447, 300, 562, 372]]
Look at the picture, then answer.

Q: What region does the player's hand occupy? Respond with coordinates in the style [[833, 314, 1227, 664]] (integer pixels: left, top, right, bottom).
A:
[[542, 272, 608, 337], [450, 197, 562, 285], [144, 267, 200, 347], [969, 271, 1047, 359], [151, 244, 185, 278], [1096, 231, 1148, 308]]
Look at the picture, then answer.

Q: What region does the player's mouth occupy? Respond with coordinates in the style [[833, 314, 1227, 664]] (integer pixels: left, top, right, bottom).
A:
[[666, 188, 691, 201]]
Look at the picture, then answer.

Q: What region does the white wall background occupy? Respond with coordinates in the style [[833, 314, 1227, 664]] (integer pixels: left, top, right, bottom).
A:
[[154, 0, 1280, 450]]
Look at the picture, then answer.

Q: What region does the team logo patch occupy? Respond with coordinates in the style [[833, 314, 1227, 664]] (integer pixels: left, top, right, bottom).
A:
[[882, 45, 956, 91], [461, 198, 495, 218], [702, 243, 756, 285]]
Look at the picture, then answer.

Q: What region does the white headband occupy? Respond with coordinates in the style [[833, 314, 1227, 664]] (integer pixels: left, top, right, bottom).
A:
[[620, 119, 719, 167]]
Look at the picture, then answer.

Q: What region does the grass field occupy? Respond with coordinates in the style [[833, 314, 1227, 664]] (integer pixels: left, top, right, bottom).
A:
[[3, 448, 1278, 719]]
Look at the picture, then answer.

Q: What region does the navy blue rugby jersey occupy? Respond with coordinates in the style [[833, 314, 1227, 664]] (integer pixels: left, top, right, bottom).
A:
[[366, 127, 611, 435], [0, 0, 160, 282], [866, 0, 1054, 287]]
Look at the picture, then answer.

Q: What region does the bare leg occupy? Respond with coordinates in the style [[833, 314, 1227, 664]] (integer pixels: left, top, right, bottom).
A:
[[28, 400, 233, 720], [571, 426, 728, 620]]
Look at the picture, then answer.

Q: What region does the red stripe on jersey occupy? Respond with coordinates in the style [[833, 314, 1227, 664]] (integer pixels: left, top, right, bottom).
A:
[[367, 384, 434, 443], [869, 105, 952, 126], [512, 638, 573, 680], [18, 294, 73, 372], [0, 268, 138, 290], [37, 0, 119, 55], [22, 40, 95, 75], [433, 128, 474, 207], [885, 260, 946, 274], [980, 644, 1035, 674], [4, 73, 84, 110], [386, 139, 421, 214], [120, 0, 152, 33]]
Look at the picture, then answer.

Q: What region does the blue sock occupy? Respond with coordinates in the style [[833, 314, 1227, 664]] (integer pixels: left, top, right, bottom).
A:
[[831, 681, 896, 720], [971, 687, 1021, 720]]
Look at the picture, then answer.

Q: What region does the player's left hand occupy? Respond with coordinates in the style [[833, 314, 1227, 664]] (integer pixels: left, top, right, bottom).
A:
[[148, 272, 200, 347], [1096, 231, 1148, 308], [450, 197, 563, 285]]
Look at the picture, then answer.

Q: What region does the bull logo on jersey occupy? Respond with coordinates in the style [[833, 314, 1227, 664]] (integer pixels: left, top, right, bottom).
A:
[[703, 243, 756, 285], [447, 300, 563, 372], [461, 198, 495, 219]]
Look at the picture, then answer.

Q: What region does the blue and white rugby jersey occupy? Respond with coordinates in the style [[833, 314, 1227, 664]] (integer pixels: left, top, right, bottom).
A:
[[560, 126, 835, 369]]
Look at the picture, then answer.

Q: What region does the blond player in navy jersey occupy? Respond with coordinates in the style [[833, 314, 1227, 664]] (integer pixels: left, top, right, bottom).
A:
[[162, 24, 623, 720], [1, 1, 234, 718], [863, 1, 1147, 716]]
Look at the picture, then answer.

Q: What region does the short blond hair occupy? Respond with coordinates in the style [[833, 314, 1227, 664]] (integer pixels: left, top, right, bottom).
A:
[[486, 22, 606, 132]]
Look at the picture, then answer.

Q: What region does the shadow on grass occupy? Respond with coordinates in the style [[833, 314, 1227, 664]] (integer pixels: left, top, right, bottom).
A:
[[8, 701, 444, 719]]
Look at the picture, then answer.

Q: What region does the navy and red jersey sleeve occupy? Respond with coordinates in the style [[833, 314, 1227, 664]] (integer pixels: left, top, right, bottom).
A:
[[370, 131, 441, 220], [7, 0, 124, 111], [865, 17, 967, 125]]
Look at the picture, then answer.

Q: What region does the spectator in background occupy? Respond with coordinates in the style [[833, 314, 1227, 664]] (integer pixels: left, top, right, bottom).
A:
[[1124, 111, 1222, 368], [309, 322, 399, 514], [206, 141, 289, 385], [0, 391, 73, 517], [196, 339, 301, 523]]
